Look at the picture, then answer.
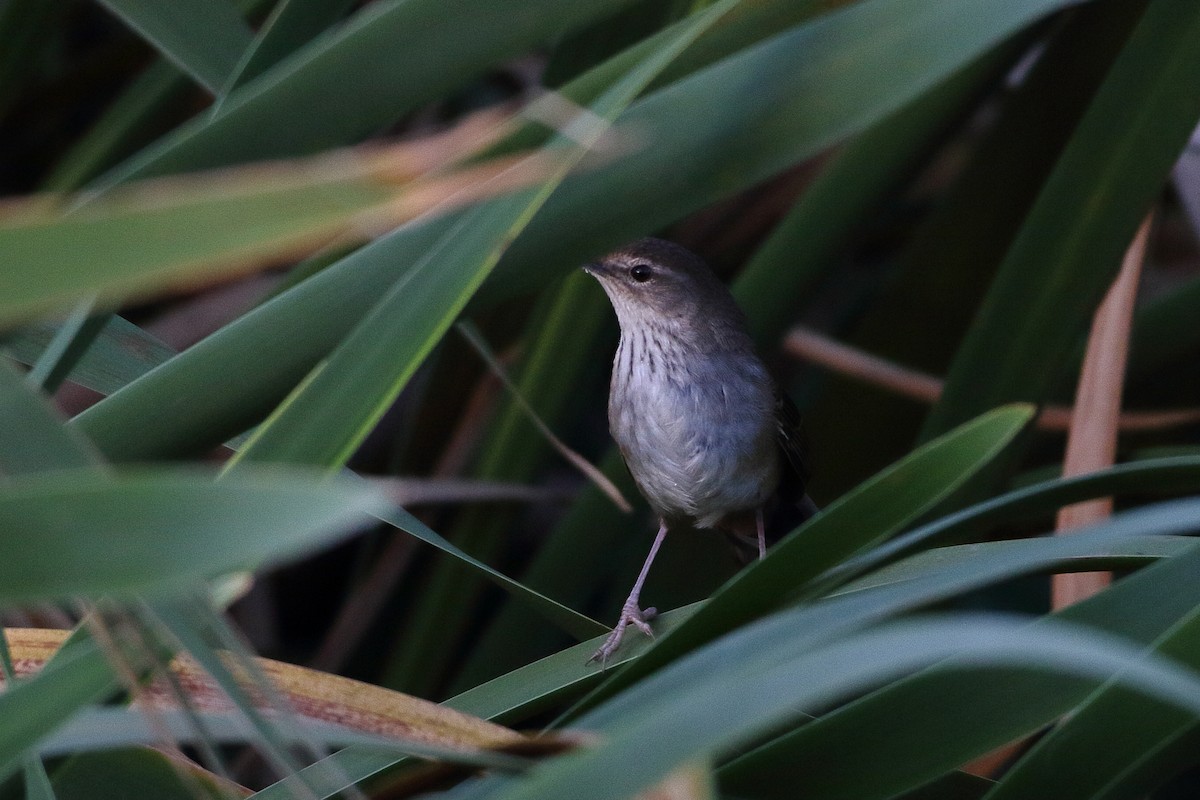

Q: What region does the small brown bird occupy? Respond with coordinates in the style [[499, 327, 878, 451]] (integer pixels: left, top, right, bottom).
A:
[[583, 238, 813, 663]]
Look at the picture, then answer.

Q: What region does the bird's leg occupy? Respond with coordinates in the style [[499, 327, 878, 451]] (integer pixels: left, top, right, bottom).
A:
[[756, 506, 766, 561], [589, 520, 668, 665]]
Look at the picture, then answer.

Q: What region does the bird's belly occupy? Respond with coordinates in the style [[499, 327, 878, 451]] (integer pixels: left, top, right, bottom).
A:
[[610, 372, 778, 528]]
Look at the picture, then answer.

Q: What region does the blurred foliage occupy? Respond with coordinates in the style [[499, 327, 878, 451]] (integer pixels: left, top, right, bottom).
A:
[[3, 1, 1200, 798]]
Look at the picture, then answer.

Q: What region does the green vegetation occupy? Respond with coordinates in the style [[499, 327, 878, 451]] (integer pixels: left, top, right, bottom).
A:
[[3, 1, 1200, 798]]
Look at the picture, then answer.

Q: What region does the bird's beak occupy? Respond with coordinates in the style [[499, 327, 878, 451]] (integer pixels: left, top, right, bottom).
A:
[[582, 261, 602, 276]]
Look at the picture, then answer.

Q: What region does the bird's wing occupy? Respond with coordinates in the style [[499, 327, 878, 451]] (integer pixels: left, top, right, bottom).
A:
[[774, 390, 811, 494]]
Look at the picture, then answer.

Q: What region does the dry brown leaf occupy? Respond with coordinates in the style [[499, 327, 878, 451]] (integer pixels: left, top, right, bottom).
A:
[[636, 762, 716, 800], [782, 322, 1199, 432], [1052, 214, 1152, 608], [5, 627, 523, 751]]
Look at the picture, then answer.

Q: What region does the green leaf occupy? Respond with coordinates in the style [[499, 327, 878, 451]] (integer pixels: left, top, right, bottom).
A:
[[985, 598, 1200, 799], [0, 158, 403, 325], [50, 749, 234, 800], [825, 455, 1200, 589], [568, 405, 1035, 716], [0, 637, 118, 784], [492, 615, 1200, 800], [220, 0, 357, 93], [93, 0, 253, 94], [0, 361, 98, 473], [248, 747, 408, 800], [461, 506, 1196, 732], [94, 0, 641, 185], [722, 523, 1200, 800], [445, 606, 699, 725], [4, 316, 176, 397], [838, 535, 1195, 598], [0, 468, 386, 603], [924, 1, 1200, 436]]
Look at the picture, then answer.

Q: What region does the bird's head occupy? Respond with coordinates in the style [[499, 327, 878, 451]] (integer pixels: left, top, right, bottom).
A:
[[583, 238, 745, 338]]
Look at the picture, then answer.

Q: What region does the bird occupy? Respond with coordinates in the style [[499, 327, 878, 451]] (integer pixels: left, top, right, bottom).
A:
[[583, 237, 814, 664]]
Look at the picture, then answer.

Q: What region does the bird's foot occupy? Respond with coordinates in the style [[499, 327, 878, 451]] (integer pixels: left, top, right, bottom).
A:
[[588, 602, 658, 666]]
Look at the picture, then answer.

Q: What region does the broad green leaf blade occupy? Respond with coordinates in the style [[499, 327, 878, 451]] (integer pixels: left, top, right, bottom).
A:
[[22, 758, 55, 800], [985, 604, 1200, 799], [4, 317, 176, 397], [227, 199, 539, 469], [825, 455, 1200, 588], [0, 150, 424, 325], [494, 615, 1200, 800], [462, 505, 1198, 732], [0, 468, 385, 603], [0, 361, 98, 473], [837, 535, 1194, 597], [72, 0, 1075, 463], [446, 606, 699, 725], [220, 0, 357, 93], [94, 0, 639, 185], [94, 0, 253, 94], [568, 405, 1035, 716], [50, 749, 240, 800], [924, 1, 1200, 437], [722, 527, 1200, 800]]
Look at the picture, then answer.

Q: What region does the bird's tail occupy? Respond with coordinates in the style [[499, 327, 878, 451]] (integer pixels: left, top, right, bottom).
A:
[[723, 494, 820, 565]]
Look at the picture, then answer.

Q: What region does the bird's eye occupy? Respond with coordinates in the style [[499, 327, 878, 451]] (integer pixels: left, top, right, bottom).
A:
[[629, 263, 653, 283]]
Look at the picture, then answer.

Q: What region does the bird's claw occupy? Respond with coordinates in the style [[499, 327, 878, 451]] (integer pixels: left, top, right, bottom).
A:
[[588, 603, 658, 666]]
